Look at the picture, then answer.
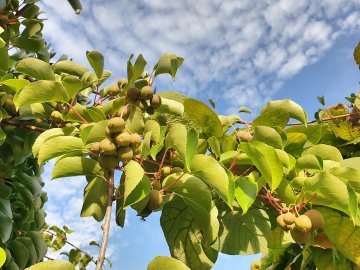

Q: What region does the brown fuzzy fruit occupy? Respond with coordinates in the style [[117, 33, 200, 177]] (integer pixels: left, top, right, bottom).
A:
[[152, 181, 161, 191], [276, 215, 287, 229], [304, 209, 324, 230], [99, 138, 118, 155], [290, 228, 310, 244], [283, 212, 296, 225], [90, 142, 101, 153], [130, 133, 142, 148], [150, 94, 162, 109], [98, 155, 118, 169], [117, 146, 133, 162], [107, 83, 120, 96], [141, 86, 153, 100], [314, 232, 334, 249], [136, 99, 148, 112], [126, 87, 140, 101], [108, 117, 125, 133], [115, 132, 132, 146], [147, 190, 163, 210], [295, 215, 312, 231]]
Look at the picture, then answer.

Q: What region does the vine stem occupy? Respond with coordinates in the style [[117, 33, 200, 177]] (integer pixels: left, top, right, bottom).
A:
[[1, 119, 46, 132], [96, 170, 114, 270], [66, 102, 89, 123]]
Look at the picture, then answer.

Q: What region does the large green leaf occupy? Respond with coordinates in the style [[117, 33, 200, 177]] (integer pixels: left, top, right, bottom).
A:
[[157, 97, 184, 116], [162, 173, 218, 243], [123, 161, 151, 207], [52, 157, 101, 179], [84, 120, 107, 144], [38, 136, 84, 165], [183, 98, 223, 138], [61, 75, 83, 99], [253, 126, 283, 149], [234, 174, 258, 214], [32, 127, 76, 156], [8, 239, 29, 269], [19, 103, 53, 119], [26, 260, 76, 270], [28, 231, 47, 262], [86, 50, 104, 78], [81, 177, 108, 221], [165, 123, 187, 163], [318, 207, 360, 267], [53, 60, 89, 77], [185, 129, 198, 170], [190, 154, 234, 208], [125, 104, 144, 134], [212, 207, 271, 255], [0, 198, 12, 242], [302, 144, 343, 162], [153, 53, 184, 79], [160, 197, 218, 270], [126, 54, 146, 86], [14, 80, 69, 109], [147, 256, 191, 270], [15, 58, 55, 80], [1, 79, 30, 92], [239, 141, 283, 191]]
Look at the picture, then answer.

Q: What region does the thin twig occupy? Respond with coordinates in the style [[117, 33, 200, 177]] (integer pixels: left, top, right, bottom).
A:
[[66, 102, 89, 123], [1, 119, 46, 133], [96, 170, 114, 270]]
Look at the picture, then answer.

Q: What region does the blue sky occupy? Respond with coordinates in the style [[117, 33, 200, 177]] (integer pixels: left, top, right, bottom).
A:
[[38, 0, 360, 269]]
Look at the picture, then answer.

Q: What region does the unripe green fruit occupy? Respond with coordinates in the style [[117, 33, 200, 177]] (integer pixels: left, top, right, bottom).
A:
[[161, 166, 172, 177], [136, 99, 148, 112], [150, 94, 162, 109], [130, 133, 142, 148], [117, 78, 128, 88], [126, 87, 140, 101], [98, 155, 118, 169], [3, 97, 16, 115], [0, 15, 9, 25], [171, 167, 183, 173], [290, 228, 310, 244], [99, 138, 118, 155], [237, 131, 253, 142], [108, 117, 125, 132], [115, 132, 131, 146], [27, 260, 75, 270], [51, 110, 62, 120], [276, 214, 287, 229], [304, 209, 324, 230], [90, 142, 101, 153], [152, 180, 161, 191], [283, 212, 296, 225], [141, 86, 153, 100], [314, 232, 334, 249], [295, 215, 312, 231], [147, 189, 163, 210], [117, 146, 133, 162], [107, 83, 120, 96]]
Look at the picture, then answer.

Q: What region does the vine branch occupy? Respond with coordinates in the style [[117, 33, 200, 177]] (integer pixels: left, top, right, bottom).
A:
[[1, 119, 47, 133]]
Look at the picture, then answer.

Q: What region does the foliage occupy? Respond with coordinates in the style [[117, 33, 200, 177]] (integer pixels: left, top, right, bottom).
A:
[[1, 0, 360, 270]]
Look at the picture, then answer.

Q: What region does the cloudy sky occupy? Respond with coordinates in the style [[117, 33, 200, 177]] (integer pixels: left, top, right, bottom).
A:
[[38, 0, 360, 269]]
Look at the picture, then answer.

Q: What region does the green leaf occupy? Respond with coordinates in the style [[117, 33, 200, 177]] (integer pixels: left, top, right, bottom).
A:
[[302, 144, 343, 162], [86, 50, 104, 78], [354, 41, 360, 68], [165, 123, 187, 164], [253, 126, 283, 149], [341, 157, 360, 170], [127, 54, 147, 86], [234, 174, 258, 214], [125, 104, 144, 134], [52, 157, 101, 179], [148, 256, 191, 270], [190, 154, 234, 208], [28, 231, 47, 262], [162, 173, 218, 244], [14, 80, 69, 109], [212, 207, 271, 255], [26, 260, 76, 270], [15, 58, 55, 80], [184, 98, 223, 138], [67, 0, 82, 14], [253, 99, 307, 128], [33, 127, 76, 156], [318, 207, 360, 267], [0, 247, 5, 268], [239, 141, 283, 191], [8, 239, 29, 269], [311, 247, 351, 270], [208, 99, 216, 109], [238, 106, 252, 113], [157, 97, 184, 116], [85, 120, 107, 144], [1, 79, 30, 92], [38, 136, 83, 165], [154, 53, 184, 80], [185, 129, 198, 170], [144, 120, 161, 143], [207, 136, 221, 158], [62, 75, 83, 98], [81, 177, 108, 221], [347, 182, 358, 224], [53, 60, 89, 77], [296, 154, 322, 171], [0, 37, 5, 48], [317, 95, 325, 106], [160, 197, 218, 270], [12, 36, 45, 52], [0, 199, 12, 242]]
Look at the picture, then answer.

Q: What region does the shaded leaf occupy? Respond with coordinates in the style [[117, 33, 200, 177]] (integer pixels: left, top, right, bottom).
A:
[[81, 177, 108, 221]]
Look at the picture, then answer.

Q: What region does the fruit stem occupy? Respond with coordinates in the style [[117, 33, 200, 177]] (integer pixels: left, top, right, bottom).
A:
[[66, 102, 89, 124], [96, 170, 114, 270]]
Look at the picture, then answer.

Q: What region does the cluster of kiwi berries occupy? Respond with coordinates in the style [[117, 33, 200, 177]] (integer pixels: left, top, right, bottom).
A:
[[277, 209, 333, 248]]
